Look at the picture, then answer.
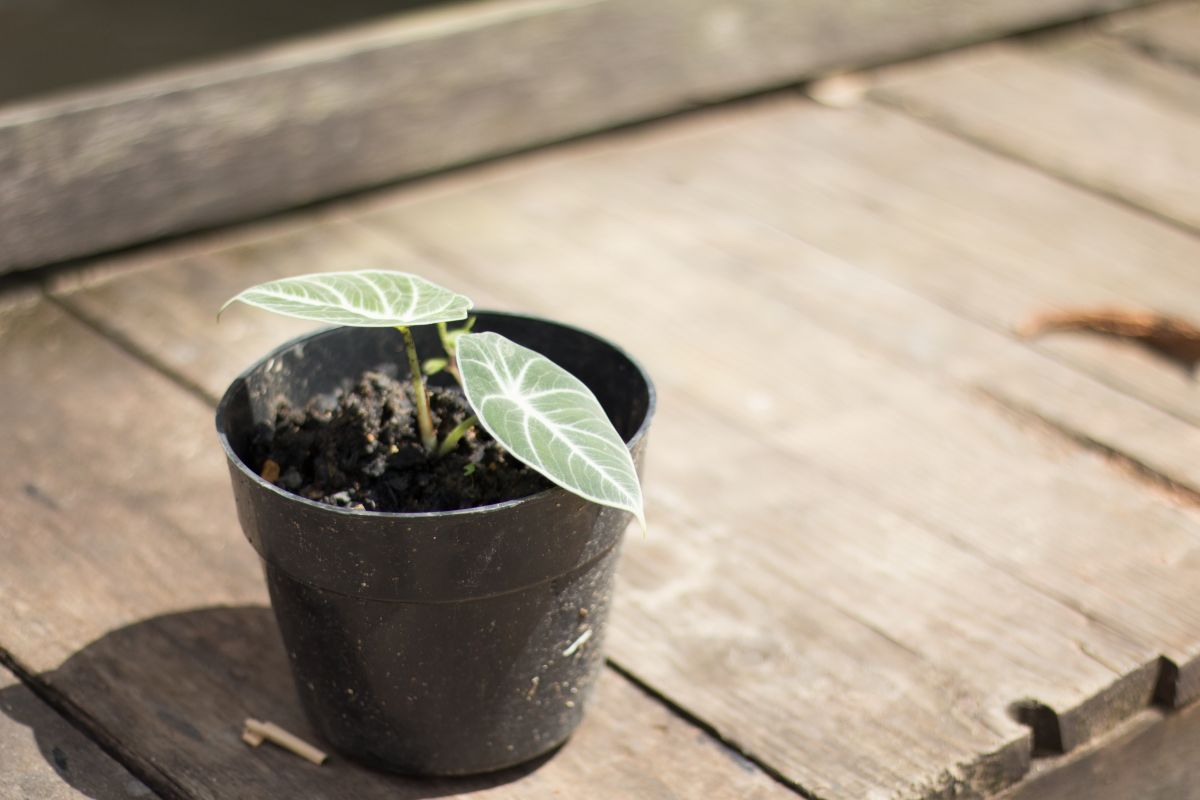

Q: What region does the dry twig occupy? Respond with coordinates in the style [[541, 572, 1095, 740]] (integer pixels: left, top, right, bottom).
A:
[[242, 718, 328, 765], [1018, 307, 1200, 369]]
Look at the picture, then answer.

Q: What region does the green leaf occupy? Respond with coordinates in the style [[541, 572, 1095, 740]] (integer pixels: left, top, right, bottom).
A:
[[220, 270, 472, 327], [422, 357, 448, 376], [458, 332, 644, 528]]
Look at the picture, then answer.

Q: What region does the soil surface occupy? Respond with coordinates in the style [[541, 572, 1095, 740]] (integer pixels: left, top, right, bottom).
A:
[[252, 371, 549, 512]]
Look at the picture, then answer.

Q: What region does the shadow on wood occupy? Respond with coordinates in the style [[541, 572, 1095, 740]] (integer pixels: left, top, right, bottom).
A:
[[0, 606, 553, 800]]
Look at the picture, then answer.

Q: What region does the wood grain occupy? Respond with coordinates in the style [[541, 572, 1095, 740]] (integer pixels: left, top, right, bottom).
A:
[[41, 55, 1200, 795], [0, 301, 265, 672], [54, 193, 1040, 799], [0, 300, 793, 799], [870, 39, 1200, 232], [1103, 1, 1200, 72], [0, 665, 156, 800], [1037, 29, 1200, 115], [999, 702, 1200, 800], [52, 162, 1191, 795], [0, 0, 1153, 273], [483, 95, 1200, 702], [22, 605, 790, 800], [349, 165, 1200, 702], [581, 93, 1200, 483]]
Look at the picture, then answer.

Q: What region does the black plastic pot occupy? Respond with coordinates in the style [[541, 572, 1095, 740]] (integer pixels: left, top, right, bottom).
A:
[[215, 312, 654, 775]]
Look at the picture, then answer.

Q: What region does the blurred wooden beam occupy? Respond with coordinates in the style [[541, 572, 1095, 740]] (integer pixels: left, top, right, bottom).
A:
[[0, 0, 1154, 274]]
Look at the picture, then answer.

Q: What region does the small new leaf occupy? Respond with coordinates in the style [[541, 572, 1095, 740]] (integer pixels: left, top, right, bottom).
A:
[[422, 358, 448, 376], [458, 332, 644, 528], [220, 270, 472, 327]]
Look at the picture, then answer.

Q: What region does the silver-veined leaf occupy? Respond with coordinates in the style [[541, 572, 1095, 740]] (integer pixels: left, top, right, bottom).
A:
[[458, 332, 645, 528], [220, 270, 472, 327]]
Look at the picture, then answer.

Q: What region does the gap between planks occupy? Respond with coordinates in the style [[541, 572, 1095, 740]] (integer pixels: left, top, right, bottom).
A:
[[0, 645, 186, 800]]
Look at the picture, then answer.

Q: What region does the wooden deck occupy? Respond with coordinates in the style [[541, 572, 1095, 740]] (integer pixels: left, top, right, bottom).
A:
[[3, 4, 1200, 798]]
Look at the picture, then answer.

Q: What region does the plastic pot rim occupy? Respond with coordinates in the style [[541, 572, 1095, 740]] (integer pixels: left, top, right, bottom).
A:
[[215, 309, 656, 521]]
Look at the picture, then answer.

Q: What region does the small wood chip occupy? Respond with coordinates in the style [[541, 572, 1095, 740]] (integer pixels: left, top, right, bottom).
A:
[[1018, 307, 1200, 369], [242, 718, 327, 765], [804, 72, 871, 108], [260, 459, 281, 483]]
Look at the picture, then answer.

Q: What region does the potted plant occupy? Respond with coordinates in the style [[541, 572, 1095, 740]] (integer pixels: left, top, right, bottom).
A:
[[214, 271, 654, 775]]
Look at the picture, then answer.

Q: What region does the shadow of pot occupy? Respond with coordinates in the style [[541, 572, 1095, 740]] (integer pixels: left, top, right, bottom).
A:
[[0, 606, 560, 799], [215, 312, 655, 775]]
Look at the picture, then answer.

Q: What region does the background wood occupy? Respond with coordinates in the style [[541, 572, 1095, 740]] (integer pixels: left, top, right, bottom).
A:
[[0, 665, 156, 800], [48, 84, 1200, 792], [1103, 1, 1200, 71], [52, 210, 1040, 799], [870, 27, 1200, 232], [0, 0, 1154, 274], [586, 88, 1200, 492], [0, 0, 444, 105], [7, 6, 1200, 796]]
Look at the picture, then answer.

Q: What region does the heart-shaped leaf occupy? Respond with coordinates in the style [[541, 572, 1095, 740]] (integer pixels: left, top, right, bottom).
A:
[[220, 271, 472, 327], [458, 332, 645, 528]]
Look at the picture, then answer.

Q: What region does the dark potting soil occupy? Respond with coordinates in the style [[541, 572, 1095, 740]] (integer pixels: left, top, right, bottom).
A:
[[252, 371, 550, 512]]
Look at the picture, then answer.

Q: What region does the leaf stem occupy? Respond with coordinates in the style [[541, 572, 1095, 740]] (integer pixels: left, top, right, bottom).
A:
[[435, 415, 478, 458], [398, 325, 438, 453], [437, 317, 475, 386]]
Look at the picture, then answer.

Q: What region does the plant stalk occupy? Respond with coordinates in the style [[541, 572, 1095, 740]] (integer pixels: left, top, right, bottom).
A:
[[436, 415, 478, 458], [398, 325, 438, 453]]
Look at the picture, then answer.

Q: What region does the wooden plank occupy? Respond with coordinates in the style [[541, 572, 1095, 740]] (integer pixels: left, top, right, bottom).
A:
[[999, 702, 1200, 800], [51, 208, 1039, 798], [1103, 1, 1200, 72], [0, 664, 157, 799], [0, 0, 443, 105], [52, 178, 1191, 795], [22, 605, 791, 800], [583, 94, 1200, 481], [869, 38, 1200, 232], [0, 299, 793, 799], [345, 160, 1200, 704], [0, 0, 1154, 273], [0, 302, 265, 671], [1037, 30, 1200, 115], [486, 96, 1200, 699]]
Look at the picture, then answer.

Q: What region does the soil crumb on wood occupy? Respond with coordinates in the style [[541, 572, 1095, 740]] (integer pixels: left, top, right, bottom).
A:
[[252, 371, 549, 512]]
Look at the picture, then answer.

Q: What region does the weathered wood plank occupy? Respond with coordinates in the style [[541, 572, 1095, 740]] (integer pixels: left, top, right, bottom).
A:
[[0, 302, 265, 671], [495, 95, 1200, 699], [588, 94, 1200, 481], [53, 207, 1041, 799], [21, 605, 790, 800], [0, 664, 156, 800], [0, 0, 1154, 273], [49, 75, 1200, 795], [1103, 1, 1200, 72], [999, 702, 1200, 800], [0, 0, 442, 105], [347, 166, 1200, 703], [869, 38, 1200, 232], [54, 177, 1192, 796], [1037, 30, 1200, 115], [0, 299, 793, 799]]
